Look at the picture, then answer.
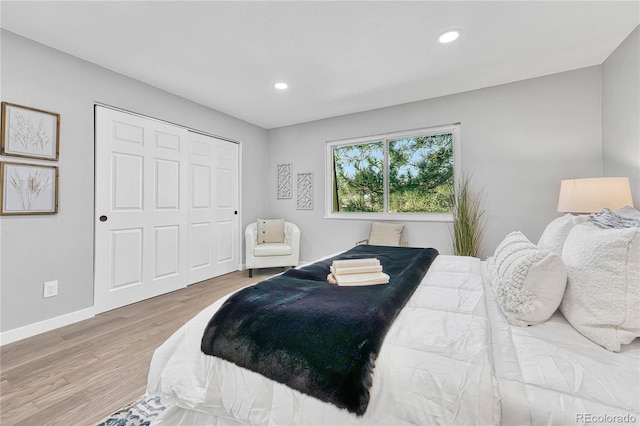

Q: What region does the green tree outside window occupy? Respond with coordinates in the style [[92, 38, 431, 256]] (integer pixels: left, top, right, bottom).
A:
[[332, 133, 454, 214]]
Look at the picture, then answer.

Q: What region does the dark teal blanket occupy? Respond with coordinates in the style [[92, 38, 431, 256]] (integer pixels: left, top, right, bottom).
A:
[[201, 245, 438, 415]]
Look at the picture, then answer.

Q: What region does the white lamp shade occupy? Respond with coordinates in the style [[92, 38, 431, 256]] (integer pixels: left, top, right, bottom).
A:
[[558, 177, 634, 213]]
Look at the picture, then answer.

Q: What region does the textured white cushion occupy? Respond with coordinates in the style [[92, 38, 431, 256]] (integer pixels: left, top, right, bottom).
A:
[[487, 231, 567, 326], [256, 219, 284, 244], [253, 242, 292, 257], [368, 222, 404, 246], [560, 223, 640, 352], [537, 214, 590, 256]]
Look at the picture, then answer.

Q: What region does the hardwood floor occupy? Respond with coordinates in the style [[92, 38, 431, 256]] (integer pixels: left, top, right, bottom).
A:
[[0, 268, 280, 426]]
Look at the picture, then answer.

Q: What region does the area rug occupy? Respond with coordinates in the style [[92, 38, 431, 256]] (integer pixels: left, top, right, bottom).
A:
[[96, 394, 166, 426]]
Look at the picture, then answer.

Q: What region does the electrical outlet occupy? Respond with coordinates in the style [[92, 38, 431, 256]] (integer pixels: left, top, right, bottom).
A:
[[43, 280, 58, 298]]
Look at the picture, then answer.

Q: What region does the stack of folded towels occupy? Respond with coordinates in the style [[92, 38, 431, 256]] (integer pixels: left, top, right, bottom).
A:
[[327, 258, 390, 286]]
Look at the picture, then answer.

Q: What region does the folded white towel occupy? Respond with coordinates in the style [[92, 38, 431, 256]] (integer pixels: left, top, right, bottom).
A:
[[332, 258, 380, 274], [330, 265, 383, 275], [332, 272, 390, 286]]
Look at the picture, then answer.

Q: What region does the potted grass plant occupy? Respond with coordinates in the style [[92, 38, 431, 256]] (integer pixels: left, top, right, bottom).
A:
[[450, 175, 485, 257]]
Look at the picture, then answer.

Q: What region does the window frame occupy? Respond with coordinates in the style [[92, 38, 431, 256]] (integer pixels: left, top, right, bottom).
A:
[[324, 124, 461, 222]]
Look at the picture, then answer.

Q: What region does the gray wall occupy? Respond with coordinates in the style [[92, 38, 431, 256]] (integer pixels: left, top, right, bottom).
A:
[[268, 67, 603, 262], [0, 30, 269, 332], [603, 26, 639, 207], [5, 26, 636, 336]]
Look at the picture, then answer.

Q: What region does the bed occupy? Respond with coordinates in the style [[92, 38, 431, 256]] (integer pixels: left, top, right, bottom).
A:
[[147, 213, 640, 425]]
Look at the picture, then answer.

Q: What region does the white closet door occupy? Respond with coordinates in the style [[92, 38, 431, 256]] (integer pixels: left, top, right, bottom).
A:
[[94, 106, 189, 313], [212, 136, 239, 276], [188, 132, 239, 283]]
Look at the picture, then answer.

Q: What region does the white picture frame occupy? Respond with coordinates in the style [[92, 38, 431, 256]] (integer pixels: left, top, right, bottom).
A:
[[297, 172, 313, 210], [277, 163, 292, 199], [0, 162, 58, 215]]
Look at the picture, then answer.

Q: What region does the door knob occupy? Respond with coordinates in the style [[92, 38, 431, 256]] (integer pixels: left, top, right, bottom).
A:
[[99, 215, 108, 222], [234, 211, 238, 215]]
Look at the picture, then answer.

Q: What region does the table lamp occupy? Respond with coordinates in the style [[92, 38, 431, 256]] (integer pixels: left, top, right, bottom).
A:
[[557, 177, 633, 214]]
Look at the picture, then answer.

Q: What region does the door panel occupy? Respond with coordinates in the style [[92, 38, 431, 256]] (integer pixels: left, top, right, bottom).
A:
[[190, 222, 212, 269], [96, 107, 239, 311], [213, 140, 239, 275], [111, 228, 143, 288], [192, 165, 211, 208], [217, 220, 233, 262], [155, 159, 180, 209], [112, 153, 143, 210], [154, 225, 180, 279], [217, 168, 232, 207], [155, 131, 181, 151], [188, 132, 239, 283], [95, 106, 188, 313], [112, 121, 144, 144]]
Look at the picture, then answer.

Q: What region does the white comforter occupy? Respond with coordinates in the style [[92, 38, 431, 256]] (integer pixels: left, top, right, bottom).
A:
[[483, 265, 640, 425], [147, 255, 640, 425], [147, 255, 500, 425]]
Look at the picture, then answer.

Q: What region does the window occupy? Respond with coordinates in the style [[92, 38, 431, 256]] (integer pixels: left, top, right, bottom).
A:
[[326, 124, 459, 220]]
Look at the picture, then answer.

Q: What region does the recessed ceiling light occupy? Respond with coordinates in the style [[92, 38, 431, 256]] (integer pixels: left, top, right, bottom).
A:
[[274, 82, 288, 90], [438, 29, 462, 44]]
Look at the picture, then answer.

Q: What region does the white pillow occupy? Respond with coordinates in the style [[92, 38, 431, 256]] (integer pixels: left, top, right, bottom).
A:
[[487, 231, 567, 326], [537, 213, 589, 256], [256, 219, 285, 244], [368, 222, 404, 246], [560, 223, 640, 352]]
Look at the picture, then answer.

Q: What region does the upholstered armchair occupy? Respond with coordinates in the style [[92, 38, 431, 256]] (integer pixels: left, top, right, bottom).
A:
[[245, 220, 300, 277]]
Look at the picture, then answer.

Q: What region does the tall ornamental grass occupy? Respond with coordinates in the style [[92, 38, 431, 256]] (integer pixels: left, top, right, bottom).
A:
[[450, 175, 485, 257]]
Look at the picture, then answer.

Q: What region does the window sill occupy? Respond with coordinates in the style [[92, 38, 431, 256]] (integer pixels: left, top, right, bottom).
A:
[[324, 212, 453, 222]]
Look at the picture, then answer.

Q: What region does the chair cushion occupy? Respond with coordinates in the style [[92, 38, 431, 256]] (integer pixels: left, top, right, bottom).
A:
[[368, 222, 404, 246], [257, 218, 285, 244], [254, 243, 292, 257]]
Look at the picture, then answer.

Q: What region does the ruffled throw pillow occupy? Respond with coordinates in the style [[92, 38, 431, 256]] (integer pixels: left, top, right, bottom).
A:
[[488, 231, 567, 326]]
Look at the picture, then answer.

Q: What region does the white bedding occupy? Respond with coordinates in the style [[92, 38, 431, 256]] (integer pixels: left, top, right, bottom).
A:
[[147, 255, 640, 425], [483, 263, 640, 425]]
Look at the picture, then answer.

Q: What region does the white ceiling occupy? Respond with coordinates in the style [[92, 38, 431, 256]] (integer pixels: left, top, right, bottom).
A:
[[1, 1, 638, 129]]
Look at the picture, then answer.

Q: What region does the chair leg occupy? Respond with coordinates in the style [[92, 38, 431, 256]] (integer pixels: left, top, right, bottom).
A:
[[248, 269, 253, 278]]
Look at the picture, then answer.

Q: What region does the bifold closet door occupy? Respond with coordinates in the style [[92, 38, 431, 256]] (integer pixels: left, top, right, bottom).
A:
[[94, 106, 189, 313], [188, 132, 239, 284]]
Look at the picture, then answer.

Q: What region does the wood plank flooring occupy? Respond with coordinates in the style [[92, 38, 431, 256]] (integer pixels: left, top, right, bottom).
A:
[[0, 268, 281, 426]]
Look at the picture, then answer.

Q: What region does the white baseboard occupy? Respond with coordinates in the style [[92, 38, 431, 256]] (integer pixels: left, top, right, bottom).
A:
[[0, 307, 96, 346], [0, 260, 316, 346]]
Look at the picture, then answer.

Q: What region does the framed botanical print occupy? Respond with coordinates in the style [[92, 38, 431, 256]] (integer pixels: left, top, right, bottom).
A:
[[0, 162, 59, 215], [1, 102, 60, 161]]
